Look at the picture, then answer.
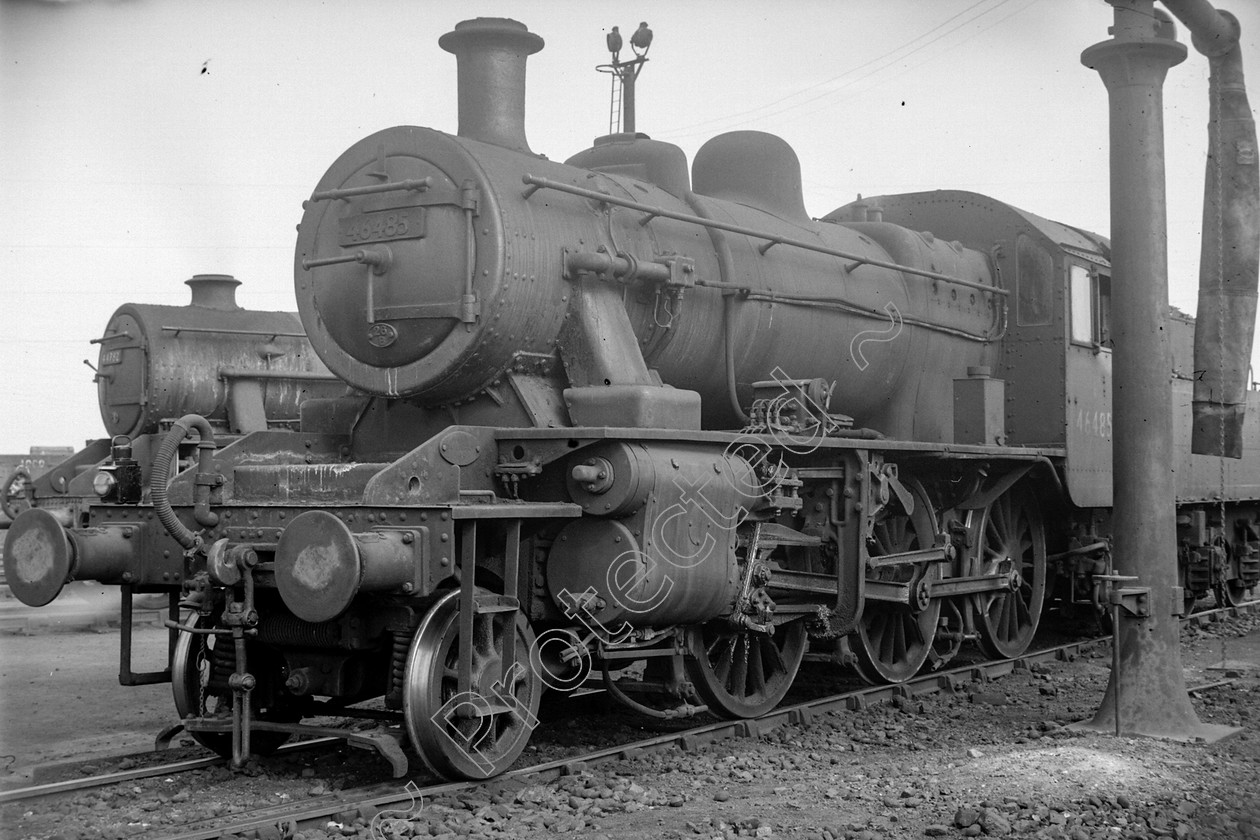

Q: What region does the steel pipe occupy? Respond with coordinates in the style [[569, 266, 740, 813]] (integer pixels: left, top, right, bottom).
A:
[[1162, 0, 1240, 55]]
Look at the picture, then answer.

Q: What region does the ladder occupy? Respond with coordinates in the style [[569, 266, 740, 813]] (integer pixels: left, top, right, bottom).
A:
[[608, 72, 623, 134]]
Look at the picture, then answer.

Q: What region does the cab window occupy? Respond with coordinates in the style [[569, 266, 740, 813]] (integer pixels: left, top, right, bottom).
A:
[[1016, 234, 1053, 326], [1069, 264, 1111, 347]]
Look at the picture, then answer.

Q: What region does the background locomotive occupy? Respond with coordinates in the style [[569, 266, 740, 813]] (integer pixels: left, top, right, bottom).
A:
[[1, 274, 349, 588], [5, 17, 1258, 781]]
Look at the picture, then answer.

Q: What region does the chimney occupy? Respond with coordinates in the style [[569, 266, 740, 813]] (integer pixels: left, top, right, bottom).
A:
[[186, 274, 241, 310], [439, 18, 544, 154]]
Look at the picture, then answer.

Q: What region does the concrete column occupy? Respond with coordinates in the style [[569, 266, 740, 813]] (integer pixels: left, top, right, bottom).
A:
[[1078, 0, 1234, 740]]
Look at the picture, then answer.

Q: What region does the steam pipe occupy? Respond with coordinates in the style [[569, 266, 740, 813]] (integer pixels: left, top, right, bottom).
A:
[[565, 249, 671, 284]]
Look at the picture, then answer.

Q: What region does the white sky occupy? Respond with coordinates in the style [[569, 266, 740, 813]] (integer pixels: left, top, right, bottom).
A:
[[1, 0, 1258, 454]]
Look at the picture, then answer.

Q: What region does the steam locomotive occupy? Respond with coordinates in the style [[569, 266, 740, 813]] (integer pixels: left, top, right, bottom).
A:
[[2, 275, 349, 534], [5, 17, 1258, 781]]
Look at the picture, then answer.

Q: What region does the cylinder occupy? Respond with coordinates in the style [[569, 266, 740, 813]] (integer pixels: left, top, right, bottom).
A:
[[438, 18, 543, 153], [547, 443, 759, 627]]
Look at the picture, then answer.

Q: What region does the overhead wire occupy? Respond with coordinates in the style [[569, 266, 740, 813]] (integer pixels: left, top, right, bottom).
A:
[[655, 0, 1003, 137], [658, 0, 1017, 142], [810, 0, 1040, 112], [793, 0, 1041, 203]]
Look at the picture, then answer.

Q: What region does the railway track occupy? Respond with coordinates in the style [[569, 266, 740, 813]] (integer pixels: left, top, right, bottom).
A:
[[0, 738, 337, 806], [121, 600, 1258, 840], [4, 600, 1251, 839]]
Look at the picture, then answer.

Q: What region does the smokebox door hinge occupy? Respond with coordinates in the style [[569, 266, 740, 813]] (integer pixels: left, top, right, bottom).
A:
[[461, 183, 481, 213]]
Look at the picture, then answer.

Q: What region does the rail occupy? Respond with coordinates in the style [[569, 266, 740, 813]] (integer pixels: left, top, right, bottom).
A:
[[0, 738, 336, 805]]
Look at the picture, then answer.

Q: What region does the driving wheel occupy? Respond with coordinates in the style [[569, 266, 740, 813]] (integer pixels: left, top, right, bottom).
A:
[[967, 484, 1047, 659], [851, 479, 941, 683]]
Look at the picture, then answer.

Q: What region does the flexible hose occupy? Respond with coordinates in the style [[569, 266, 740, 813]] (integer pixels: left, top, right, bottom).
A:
[[151, 414, 215, 551]]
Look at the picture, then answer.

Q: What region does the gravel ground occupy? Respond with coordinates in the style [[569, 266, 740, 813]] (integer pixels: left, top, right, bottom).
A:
[[4, 613, 1260, 840]]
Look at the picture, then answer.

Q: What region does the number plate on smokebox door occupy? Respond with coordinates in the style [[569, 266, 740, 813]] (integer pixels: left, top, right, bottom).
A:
[[338, 207, 426, 246]]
